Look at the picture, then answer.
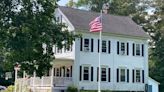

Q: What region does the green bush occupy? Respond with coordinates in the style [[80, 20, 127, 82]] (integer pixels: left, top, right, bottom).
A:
[[67, 85, 78, 92], [4, 85, 14, 92]]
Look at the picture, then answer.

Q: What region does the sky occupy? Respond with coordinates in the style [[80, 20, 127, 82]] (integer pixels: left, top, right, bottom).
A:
[[58, 0, 78, 6]]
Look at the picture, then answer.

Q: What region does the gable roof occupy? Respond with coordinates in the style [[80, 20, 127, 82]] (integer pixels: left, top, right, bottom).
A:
[[59, 6, 149, 38]]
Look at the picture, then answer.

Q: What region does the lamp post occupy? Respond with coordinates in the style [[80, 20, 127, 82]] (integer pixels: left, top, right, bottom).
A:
[[14, 63, 20, 92], [50, 61, 54, 92]]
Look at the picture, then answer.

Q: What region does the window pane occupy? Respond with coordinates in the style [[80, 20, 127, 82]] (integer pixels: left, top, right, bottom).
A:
[[120, 69, 126, 82], [101, 68, 106, 81], [136, 70, 141, 82], [136, 44, 140, 56], [102, 40, 106, 52], [83, 67, 89, 80], [120, 43, 125, 55], [84, 39, 89, 47]]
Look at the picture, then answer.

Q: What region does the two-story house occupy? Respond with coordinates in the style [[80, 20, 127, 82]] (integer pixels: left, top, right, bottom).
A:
[[52, 6, 150, 92]]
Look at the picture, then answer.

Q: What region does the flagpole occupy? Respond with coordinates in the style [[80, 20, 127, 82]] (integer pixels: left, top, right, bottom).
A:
[[98, 10, 103, 92]]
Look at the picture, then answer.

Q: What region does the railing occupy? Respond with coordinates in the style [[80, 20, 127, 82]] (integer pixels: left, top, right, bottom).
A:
[[53, 77, 73, 87]]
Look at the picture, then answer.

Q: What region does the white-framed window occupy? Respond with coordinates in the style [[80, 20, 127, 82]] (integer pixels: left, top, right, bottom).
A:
[[133, 43, 144, 57], [101, 67, 107, 81], [117, 41, 128, 55], [135, 69, 141, 83], [120, 42, 125, 55], [83, 38, 90, 52], [102, 40, 107, 53], [136, 44, 140, 56], [117, 67, 129, 83], [82, 65, 91, 81], [83, 67, 89, 80]]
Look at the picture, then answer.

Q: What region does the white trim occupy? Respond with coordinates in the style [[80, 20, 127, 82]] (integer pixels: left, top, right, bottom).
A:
[[148, 77, 160, 85], [57, 8, 75, 31]]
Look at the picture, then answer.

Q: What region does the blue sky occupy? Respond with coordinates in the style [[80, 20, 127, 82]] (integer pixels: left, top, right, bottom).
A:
[[58, 0, 68, 6], [58, 0, 78, 6]]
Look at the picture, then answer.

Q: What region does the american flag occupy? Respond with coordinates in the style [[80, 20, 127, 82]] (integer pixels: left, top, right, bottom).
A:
[[89, 16, 102, 32]]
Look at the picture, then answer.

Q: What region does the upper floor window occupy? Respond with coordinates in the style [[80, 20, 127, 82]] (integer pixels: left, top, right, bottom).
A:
[[80, 38, 94, 52], [102, 40, 107, 53], [117, 41, 129, 55], [133, 43, 144, 57]]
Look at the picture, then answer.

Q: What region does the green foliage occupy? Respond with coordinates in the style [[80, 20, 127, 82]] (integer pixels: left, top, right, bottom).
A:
[[0, 0, 77, 77], [67, 85, 78, 92], [4, 85, 14, 92]]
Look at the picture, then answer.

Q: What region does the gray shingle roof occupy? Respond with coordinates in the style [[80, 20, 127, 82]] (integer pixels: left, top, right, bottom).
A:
[[59, 6, 149, 38]]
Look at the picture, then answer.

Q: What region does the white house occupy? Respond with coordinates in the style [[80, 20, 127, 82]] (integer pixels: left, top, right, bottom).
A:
[[148, 77, 160, 92], [52, 6, 150, 92]]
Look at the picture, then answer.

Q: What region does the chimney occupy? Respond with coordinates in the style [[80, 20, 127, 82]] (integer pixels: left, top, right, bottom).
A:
[[102, 3, 109, 14]]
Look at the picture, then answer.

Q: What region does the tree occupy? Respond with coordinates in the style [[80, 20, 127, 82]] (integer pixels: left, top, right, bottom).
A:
[[0, 0, 77, 77]]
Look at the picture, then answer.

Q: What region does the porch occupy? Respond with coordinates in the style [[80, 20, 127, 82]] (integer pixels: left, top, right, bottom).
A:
[[52, 59, 74, 87]]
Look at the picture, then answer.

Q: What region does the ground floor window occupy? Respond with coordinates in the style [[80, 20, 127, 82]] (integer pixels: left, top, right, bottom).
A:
[[101, 68, 107, 81], [83, 66, 89, 80]]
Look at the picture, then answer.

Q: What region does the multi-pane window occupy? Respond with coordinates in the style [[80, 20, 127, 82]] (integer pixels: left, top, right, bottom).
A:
[[136, 44, 140, 56], [120, 42, 125, 55], [83, 67, 89, 80], [102, 40, 107, 53], [84, 39, 90, 51], [133, 43, 144, 57], [117, 42, 128, 55], [101, 68, 107, 81], [120, 69, 126, 82], [135, 70, 141, 82]]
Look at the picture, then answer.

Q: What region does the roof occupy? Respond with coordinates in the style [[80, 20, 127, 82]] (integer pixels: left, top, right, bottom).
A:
[[59, 6, 149, 38], [149, 77, 160, 85]]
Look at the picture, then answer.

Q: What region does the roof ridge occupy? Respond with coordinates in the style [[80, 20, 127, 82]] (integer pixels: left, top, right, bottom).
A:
[[58, 6, 129, 18]]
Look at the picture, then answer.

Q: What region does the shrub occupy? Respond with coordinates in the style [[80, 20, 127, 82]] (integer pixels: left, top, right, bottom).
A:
[[4, 85, 14, 92], [67, 85, 78, 92]]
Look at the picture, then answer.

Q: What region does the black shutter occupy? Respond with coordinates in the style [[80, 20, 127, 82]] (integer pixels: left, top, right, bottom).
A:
[[108, 41, 111, 54], [127, 69, 129, 82], [91, 67, 94, 81], [132, 69, 135, 83], [80, 38, 83, 51], [142, 70, 144, 83], [91, 39, 94, 52], [117, 68, 119, 82], [97, 67, 99, 81], [98, 39, 99, 53], [127, 43, 129, 55], [117, 41, 119, 54], [79, 66, 82, 81], [108, 68, 111, 82], [70, 66, 72, 77], [142, 44, 144, 56], [54, 68, 56, 76], [133, 43, 135, 56]]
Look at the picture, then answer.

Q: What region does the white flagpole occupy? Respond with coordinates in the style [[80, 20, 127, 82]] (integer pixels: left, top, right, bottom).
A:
[[98, 10, 103, 92]]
